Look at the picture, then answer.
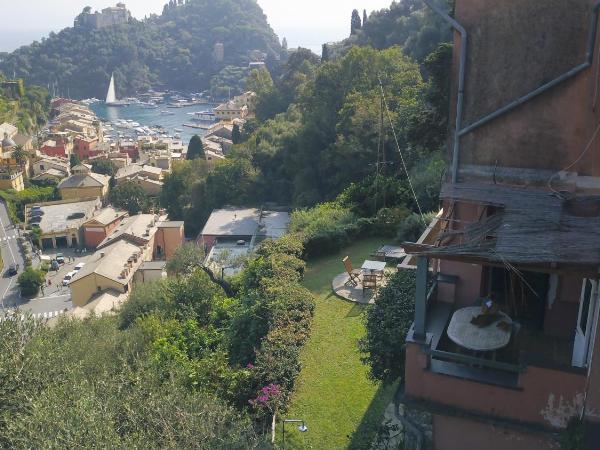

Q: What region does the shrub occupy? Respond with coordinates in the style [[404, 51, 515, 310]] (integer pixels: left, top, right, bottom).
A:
[[290, 202, 359, 257], [396, 212, 431, 243], [0, 316, 264, 449], [359, 270, 416, 381], [17, 267, 45, 297], [229, 236, 315, 416]]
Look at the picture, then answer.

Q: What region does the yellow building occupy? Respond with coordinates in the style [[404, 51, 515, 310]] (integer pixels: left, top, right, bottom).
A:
[[69, 240, 151, 307], [70, 215, 185, 306], [57, 172, 110, 201], [0, 171, 25, 191]]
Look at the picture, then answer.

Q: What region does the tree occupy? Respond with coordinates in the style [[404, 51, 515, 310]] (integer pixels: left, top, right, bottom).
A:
[[69, 154, 80, 168], [363, 9, 368, 26], [92, 159, 118, 177], [18, 267, 45, 297], [281, 37, 288, 50], [351, 9, 362, 35], [109, 181, 150, 214], [187, 135, 205, 160], [231, 124, 241, 144], [91, 159, 117, 177], [321, 44, 330, 62], [11, 145, 27, 168], [245, 67, 273, 96], [166, 242, 205, 276]]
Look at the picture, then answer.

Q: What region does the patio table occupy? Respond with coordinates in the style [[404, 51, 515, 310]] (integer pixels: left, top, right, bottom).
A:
[[361, 260, 387, 273], [447, 306, 512, 352], [377, 245, 406, 260]]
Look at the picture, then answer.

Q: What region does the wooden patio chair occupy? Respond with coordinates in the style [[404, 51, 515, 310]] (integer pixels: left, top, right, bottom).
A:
[[363, 273, 378, 296], [342, 256, 362, 286]]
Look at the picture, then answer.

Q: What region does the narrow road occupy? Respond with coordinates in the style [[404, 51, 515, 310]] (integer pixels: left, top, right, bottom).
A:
[[0, 201, 72, 316], [0, 200, 25, 310]]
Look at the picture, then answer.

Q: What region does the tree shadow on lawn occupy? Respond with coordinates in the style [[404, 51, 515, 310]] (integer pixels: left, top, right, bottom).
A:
[[346, 302, 367, 318], [346, 379, 400, 450]]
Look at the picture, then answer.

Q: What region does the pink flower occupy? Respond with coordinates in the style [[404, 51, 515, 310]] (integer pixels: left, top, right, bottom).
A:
[[246, 363, 255, 369]]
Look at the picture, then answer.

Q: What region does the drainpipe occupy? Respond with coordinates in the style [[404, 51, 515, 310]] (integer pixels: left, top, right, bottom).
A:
[[423, 0, 600, 184], [423, 0, 467, 184]]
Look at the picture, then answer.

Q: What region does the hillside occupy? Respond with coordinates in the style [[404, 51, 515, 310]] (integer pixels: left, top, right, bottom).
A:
[[0, 76, 50, 133], [324, 0, 452, 63], [0, 0, 282, 99]]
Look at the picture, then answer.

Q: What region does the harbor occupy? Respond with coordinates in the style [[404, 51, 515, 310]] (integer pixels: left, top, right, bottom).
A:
[[88, 73, 219, 144], [91, 100, 218, 144]]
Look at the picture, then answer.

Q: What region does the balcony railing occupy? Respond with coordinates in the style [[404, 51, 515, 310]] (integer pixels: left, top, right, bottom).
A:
[[409, 257, 584, 389]]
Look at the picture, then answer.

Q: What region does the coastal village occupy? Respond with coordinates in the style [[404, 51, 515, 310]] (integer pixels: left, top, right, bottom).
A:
[[4, 0, 600, 449], [0, 80, 270, 318]]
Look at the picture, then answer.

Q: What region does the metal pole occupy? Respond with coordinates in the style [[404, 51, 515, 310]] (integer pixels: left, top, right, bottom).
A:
[[414, 256, 429, 341]]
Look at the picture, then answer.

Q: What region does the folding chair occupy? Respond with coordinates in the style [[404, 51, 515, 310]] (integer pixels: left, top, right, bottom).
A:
[[342, 256, 362, 286], [363, 273, 378, 296]]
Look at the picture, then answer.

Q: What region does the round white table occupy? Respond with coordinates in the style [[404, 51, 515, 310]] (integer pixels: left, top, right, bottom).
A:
[[446, 307, 512, 352]]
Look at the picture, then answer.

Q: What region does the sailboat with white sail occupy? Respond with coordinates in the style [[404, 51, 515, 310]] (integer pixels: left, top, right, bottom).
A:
[[105, 73, 129, 107]]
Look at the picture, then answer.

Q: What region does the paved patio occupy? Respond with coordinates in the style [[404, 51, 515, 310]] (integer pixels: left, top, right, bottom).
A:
[[332, 272, 389, 304]]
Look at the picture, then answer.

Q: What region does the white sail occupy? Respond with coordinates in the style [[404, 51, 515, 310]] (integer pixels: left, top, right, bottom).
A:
[[106, 73, 117, 104]]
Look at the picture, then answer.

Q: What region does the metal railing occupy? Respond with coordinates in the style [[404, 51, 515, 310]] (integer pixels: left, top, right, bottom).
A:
[[424, 347, 526, 374]]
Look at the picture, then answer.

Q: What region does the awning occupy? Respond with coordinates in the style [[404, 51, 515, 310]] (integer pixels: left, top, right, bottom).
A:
[[404, 183, 600, 267]]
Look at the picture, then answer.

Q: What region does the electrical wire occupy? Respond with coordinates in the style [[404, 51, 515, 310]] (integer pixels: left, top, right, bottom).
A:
[[548, 121, 600, 196], [378, 75, 426, 225]]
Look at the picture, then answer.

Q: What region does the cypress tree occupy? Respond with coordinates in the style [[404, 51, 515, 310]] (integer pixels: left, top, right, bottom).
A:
[[363, 9, 368, 26], [232, 124, 241, 144], [322, 44, 330, 62], [187, 135, 205, 160], [351, 9, 362, 35]]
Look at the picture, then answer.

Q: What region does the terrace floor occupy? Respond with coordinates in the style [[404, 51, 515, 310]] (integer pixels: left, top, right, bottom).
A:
[[332, 272, 389, 304]]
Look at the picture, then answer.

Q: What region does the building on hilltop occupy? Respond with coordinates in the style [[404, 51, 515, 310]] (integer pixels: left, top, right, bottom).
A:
[[74, 3, 131, 29], [399, 1, 600, 449]]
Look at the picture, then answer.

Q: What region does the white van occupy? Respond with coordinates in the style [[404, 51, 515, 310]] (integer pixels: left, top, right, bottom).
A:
[[62, 271, 76, 286]]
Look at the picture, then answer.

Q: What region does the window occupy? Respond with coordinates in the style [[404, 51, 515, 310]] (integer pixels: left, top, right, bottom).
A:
[[581, 280, 593, 334], [40, 165, 45, 170]]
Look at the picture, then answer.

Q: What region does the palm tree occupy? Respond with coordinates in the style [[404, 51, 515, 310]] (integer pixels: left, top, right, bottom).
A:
[[11, 145, 28, 168]]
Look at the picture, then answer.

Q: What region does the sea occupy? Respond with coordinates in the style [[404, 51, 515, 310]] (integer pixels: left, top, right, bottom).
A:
[[91, 102, 218, 145]]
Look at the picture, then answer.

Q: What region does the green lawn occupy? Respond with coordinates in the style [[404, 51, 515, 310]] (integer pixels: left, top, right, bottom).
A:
[[280, 237, 399, 449]]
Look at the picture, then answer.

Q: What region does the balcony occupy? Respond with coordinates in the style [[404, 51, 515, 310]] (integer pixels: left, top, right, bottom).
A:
[[404, 258, 588, 429]]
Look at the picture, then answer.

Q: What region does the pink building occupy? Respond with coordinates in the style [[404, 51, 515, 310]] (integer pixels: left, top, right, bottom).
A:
[[401, 1, 600, 449]]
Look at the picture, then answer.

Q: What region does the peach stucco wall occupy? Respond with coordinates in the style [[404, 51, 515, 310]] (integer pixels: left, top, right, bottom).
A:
[[405, 343, 586, 429], [432, 415, 559, 450]]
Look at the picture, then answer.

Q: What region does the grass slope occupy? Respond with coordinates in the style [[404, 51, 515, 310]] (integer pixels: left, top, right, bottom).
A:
[[281, 237, 398, 449]]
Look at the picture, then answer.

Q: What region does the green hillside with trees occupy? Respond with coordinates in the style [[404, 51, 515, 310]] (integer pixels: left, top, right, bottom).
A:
[[0, 0, 455, 447], [0, 0, 282, 99], [0, 75, 50, 133]]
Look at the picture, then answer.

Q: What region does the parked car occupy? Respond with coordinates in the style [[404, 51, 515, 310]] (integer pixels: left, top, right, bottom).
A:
[[55, 253, 65, 264], [50, 260, 60, 271], [62, 271, 76, 286], [74, 262, 85, 272], [7, 264, 18, 276]]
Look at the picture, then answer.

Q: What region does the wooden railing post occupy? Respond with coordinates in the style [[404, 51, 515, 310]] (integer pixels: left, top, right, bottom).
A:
[[414, 256, 429, 341]]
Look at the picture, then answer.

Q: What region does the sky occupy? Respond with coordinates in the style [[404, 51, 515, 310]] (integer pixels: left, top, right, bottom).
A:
[[0, 0, 394, 54]]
